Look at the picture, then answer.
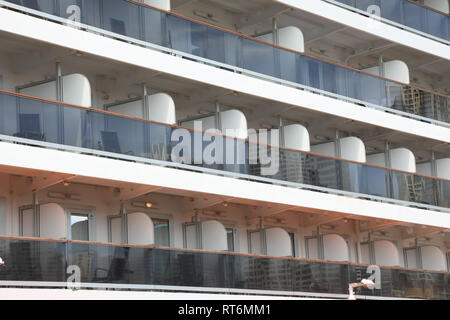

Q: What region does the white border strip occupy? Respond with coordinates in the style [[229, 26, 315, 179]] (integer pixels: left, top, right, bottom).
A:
[[0, 281, 418, 300]]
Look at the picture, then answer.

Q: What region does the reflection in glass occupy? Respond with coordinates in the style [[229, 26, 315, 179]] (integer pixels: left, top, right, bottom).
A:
[[71, 214, 89, 241], [153, 218, 170, 247]]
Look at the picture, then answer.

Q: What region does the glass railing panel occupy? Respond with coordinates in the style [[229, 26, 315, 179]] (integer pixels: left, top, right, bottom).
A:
[[390, 171, 441, 206], [232, 255, 293, 292], [63, 105, 88, 149], [14, 95, 60, 143], [0, 238, 67, 282], [141, 2, 170, 47], [242, 37, 279, 78], [277, 148, 308, 184], [97, 0, 141, 39], [90, 110, 138, 156], [309, 154, 341, 191], [360, 164, 391, 198], [427, 8, 449, 40], [380, 0, 403, 23], [403, 0, 427, 34], [292, 260, 350, 294], [438, 179, 450, 208], [359, 72, 385, 107], [340, 161, 365, 194], [427, 271, 449, 299], [279, 49, 301, 84]]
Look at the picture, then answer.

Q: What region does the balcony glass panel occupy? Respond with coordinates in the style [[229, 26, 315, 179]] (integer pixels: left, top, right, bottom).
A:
[[0, 91, 448, 210], [380, 0, 403, 23], [330, 0, 449, 41], [1, 237, 448, 299], [242, 38, 278, 78], [403, 0, 427, 33], [4, 0, 450, 124]]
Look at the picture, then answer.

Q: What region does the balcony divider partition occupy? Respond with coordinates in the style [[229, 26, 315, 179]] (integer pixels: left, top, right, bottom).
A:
[[1, 0, 449, 125], [0, 236, 448, 299], [0, 90, 448, 211]]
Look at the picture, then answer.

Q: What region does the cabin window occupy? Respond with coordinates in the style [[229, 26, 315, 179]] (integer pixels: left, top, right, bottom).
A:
[[70, 213, 89, 241], [153, 218, 170, 247]]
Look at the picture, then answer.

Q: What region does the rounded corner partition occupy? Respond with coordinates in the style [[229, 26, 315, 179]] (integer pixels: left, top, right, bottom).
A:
[[311, 136, 366, 162], [147, 92, 176, 125], [265, 227, 292, 257], [367, 148, 417, 173], [127, 212, 154, 245], [363, 60, 410, 85], [421, 245, 448, 271], [201, 220, 228, 251], [39, 203, 66, 239], [322, 234, 349, 262], [283, 124, 310, 152], [374, 240, 400, 267]]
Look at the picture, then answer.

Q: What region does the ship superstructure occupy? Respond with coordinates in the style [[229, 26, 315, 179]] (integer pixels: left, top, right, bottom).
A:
[[0, 0, 448, 300]]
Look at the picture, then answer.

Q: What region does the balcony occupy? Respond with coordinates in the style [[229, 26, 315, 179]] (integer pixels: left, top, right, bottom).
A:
[[0, 90, 448, 211], [0, 236, 448, 299], [1, 0, 449, 126], [325, 0, 450, 42]]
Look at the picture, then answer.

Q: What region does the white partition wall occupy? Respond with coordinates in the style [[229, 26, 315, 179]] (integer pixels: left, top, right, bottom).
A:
[[108, 99, 143, 118], [147, 93, 176, 124], [322, 234, 349, 262], [127, 212, 154, 245], [40, 203, 66, 239], [367, 148, 417, 173], [19, 74, 92, 107], [374, 240, 400, 267], [143, 0, 171, 10], [201, 220, 228, 251], [421, 246, 447, 271], [108, 93, 176, 124], [311, 137, 366, 162], [256, 26, 305, 53], [417, 158, 450, 179], [283, 124, 310, 151], [265, 227, 292, 257], [363, 60, 410, 84]]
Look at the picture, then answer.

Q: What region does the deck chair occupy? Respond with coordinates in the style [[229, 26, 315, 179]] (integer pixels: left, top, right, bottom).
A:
[[94, 247, 134, 283], [14, 113, 45, 141]]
